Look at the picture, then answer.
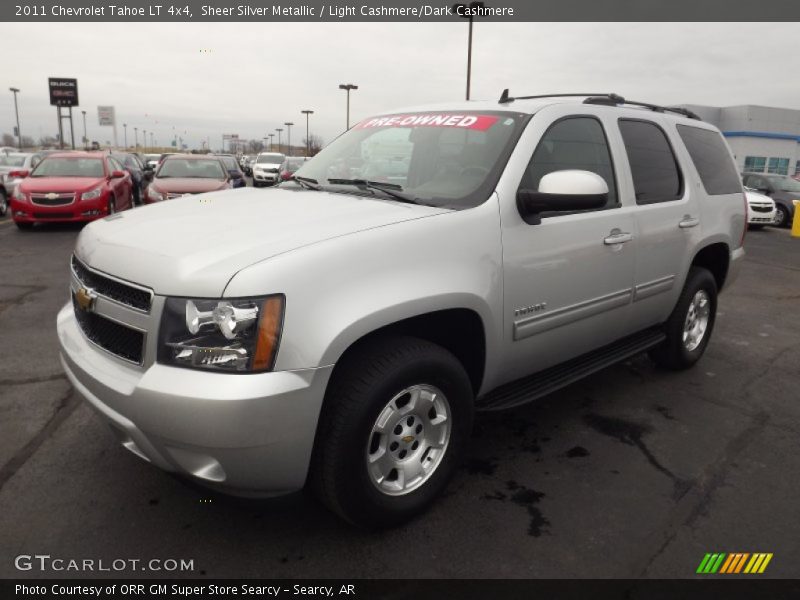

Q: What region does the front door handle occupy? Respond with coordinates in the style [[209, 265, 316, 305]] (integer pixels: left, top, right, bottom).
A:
[[603, 231, 633, 245], [679, 216, 700, 229]]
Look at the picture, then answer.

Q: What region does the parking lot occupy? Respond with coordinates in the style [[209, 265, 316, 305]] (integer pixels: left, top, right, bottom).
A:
[[0, 215, 798, 579]]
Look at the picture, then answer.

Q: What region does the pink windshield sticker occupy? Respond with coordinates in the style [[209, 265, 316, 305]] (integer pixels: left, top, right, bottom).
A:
[[354, 114, 499, 131]]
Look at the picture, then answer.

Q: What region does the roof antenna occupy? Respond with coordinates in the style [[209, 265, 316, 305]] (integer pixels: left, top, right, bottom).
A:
[[499, 89, 512, 104]]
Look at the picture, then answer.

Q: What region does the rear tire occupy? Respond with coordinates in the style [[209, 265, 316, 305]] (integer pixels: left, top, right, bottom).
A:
[[649, 267, 717, 370], [309, 336, 474, 528], [108, 197, 116, 214]]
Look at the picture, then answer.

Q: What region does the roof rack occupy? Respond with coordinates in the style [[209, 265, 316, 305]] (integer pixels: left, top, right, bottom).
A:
[[497, 89, 701, 120]]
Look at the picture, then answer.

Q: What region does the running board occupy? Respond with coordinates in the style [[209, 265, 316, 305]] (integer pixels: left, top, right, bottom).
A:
[[476, 327, 666, 411]]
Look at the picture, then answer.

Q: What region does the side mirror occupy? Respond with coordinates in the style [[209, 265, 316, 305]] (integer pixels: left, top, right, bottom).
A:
[[8, 169, 29, 179], [142, 164, 154, 172], [111, 170, 127, 179], [517, 170, 608, 225]]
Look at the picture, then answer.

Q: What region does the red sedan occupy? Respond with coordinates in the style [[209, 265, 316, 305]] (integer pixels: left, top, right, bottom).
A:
[[10, 152, 134, 230]]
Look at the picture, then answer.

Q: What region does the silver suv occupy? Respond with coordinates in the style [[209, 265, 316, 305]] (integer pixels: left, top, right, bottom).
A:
[[57, 92, 746, 527]]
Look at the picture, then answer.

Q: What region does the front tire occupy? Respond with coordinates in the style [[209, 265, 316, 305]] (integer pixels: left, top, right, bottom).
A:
[[774, 204, 790, 228], [649, 267, 717, 370], [310, 336, 474, 528], [0, 190, 7, 216]]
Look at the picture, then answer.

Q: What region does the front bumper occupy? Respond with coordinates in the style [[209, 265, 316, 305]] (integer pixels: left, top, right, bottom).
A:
[[253, 171, 279, 183], [57, 302, 333, 496], [10, 196, 110, 223], [747, 207, 776, 225]]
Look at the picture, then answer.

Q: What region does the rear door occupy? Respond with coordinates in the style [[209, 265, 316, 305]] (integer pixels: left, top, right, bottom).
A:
[[615, 117, 701, 330]]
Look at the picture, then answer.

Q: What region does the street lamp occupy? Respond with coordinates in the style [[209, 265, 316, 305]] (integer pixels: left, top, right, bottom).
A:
[[284, 122, 294, 156], [123, 123, 128, 149], [150, 132, 154, 149], [9, 87, 22, 150], [142, 129, 147, 152], [338, 84, 358, 130], [301, 109, 314, 156], [134, 127, 138, 149], [453, 2, 485, 101], [81, 110, 87, 150], [268, 133, 275, 151], [276, 128, 283, 153]]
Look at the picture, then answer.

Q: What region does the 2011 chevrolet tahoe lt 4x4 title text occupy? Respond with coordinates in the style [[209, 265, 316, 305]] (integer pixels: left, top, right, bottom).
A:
[[57, 92, 746, 527]]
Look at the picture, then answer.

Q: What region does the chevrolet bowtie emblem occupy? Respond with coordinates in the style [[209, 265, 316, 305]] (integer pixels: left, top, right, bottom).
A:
[[45, 192, 58, 200], [75, 287, 97, 312], [401, 435, 414, 443]]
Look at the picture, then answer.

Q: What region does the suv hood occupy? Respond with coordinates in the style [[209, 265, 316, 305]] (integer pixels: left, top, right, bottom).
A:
[[75, 186, 450, 297]]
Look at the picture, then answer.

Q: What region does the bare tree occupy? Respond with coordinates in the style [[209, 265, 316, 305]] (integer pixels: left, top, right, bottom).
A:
[[303, 134, 324, 156], [2, 133, 14, 147], [247, 140, 264, 154]]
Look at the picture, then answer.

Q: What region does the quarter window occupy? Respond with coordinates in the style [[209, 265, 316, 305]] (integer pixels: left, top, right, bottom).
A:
[[676, 125, 742, 195], [619, 119, 682, 204], [520, 117, 618, 213]]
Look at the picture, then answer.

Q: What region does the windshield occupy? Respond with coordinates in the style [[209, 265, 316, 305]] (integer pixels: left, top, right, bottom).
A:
[[31, 157, 105, 178], [769, 175, 800, 192], [0, 155, 27, 167], [257, 153, 285, 164], [156, 158, 226, 179], [294, 110, 526, 208]]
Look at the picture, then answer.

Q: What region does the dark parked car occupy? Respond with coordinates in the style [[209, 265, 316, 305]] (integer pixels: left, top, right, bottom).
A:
[[742, 172, 800, 227], [279, 157, 308, 181], [110, 152, 154, 205], [215, 154, 246, 188]]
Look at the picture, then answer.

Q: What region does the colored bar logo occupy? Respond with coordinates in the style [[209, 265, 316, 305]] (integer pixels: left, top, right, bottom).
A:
[[697, 553, 773, 574]]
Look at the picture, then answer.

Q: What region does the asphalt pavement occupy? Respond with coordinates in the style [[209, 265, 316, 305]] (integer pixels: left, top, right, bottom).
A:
[[0, 212, 798, 579]]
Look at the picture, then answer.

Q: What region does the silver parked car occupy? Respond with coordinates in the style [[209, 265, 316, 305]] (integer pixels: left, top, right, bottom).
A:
[[0, 152, 45, 216], [57, 93, 746, 527]]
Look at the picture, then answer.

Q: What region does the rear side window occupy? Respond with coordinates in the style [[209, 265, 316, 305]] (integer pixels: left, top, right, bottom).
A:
[[677, 125, 742, 195], [619, 119, 682, 204]]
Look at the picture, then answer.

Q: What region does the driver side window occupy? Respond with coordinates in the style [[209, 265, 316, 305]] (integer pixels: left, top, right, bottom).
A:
[[519, 117, 618, 213]]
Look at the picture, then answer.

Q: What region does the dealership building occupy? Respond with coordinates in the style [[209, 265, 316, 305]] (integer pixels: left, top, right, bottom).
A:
[[683, 104, 800, 177]]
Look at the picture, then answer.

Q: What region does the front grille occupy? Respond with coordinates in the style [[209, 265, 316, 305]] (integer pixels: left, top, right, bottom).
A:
[[33, 211, 73, 219], [71, 255, 153, 312], [751, 205, 773, 213], [31, 193, 75, 206], [72, 296, 144, 364]]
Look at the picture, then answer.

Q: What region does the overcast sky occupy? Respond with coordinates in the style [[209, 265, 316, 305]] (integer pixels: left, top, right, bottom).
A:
[[2, 22, 798, 151]]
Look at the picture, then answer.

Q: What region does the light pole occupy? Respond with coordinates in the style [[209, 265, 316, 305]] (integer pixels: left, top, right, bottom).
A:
[[150, 132, 154, 149], [276, 128, 283, 153], [284, 122, 294, 156], [301, 109, 314, 156], [268, 133, 275, 151], [9, 87, 22, 150], [143, 129, 147, 152], [81, 110, 87, 150], [123, 123, 128, 149], [453, 2, 485, 101], [134, 126, 138, 149], [338, 83, 358, 130]]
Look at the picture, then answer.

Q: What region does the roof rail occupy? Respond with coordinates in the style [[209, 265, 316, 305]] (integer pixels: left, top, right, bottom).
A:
[[497, 89, 702, 120]]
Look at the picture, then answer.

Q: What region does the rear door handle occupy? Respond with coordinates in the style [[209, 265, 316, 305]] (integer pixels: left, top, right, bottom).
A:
[[603, 231, 633, 245], [679, 216, 700, 229]]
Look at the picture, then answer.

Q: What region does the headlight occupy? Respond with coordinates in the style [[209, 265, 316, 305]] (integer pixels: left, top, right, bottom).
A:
[[81, 186, 104, 201], [158, 295, 284, 372], [147, 186, 164, 201]]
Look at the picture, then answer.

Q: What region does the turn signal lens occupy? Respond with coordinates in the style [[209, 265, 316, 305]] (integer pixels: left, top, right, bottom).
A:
[[253, 296, 285, 371]]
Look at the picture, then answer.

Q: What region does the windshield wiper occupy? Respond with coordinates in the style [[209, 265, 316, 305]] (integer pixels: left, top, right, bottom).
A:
[[326, 179, 419, 204], [293, 175, 322, 190]]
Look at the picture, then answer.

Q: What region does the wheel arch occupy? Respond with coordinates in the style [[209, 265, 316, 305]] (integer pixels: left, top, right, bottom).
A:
[[690, 241, 730, 291]]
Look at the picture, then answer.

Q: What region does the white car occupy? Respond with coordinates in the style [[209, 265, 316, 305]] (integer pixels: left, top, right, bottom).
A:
[[744, 188, 777, 228], [251, 152, 286, 187]]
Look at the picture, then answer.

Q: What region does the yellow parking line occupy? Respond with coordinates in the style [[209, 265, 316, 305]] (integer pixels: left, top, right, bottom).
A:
[[0, 219, 13, 225]]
